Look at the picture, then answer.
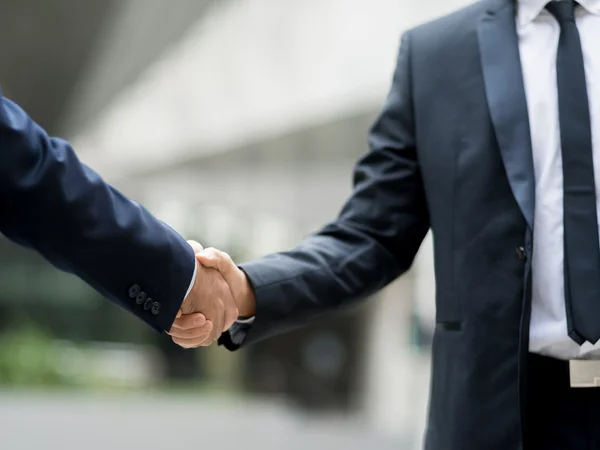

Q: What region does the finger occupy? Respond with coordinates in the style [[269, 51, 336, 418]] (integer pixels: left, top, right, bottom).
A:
[[172, 337, 212, 349], [176, 309, 182, 319], [196, 248, 234, 276], [171, 313, 207, 330], [168, 321, 213, 339], [194, 248, 220, 269], [187, 240, 204, 254], [171, 325, 214, 349]]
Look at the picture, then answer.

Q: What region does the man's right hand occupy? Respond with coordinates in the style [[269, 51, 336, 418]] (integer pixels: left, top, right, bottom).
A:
[[167, 241, 239, 348], [194, 247, 256, 318]]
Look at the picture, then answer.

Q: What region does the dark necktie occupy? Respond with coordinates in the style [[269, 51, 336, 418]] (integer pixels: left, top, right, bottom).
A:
[[547, 1, 600, 344]]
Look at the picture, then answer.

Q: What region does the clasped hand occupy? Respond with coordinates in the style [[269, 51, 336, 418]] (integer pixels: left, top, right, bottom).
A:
[[167, 241, 254, 348]]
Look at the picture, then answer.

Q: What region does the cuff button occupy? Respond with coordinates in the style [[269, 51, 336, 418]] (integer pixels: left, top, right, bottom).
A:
[[151, 302, 161, 315], [136, 292, 147, 305], [143, 298, 153, 311], [128, 284, 141, 298]]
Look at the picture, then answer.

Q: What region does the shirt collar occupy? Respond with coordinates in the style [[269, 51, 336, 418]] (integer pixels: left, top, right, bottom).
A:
[[517, 0, 600, 26]]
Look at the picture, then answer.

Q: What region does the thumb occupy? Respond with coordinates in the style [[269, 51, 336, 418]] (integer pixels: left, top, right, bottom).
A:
[[196, 248, 235, 277], [187, 240, 204, 254]]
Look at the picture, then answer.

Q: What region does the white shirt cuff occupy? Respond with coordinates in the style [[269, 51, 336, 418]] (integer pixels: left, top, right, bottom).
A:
[[183, 261, 198, 301], [235, 316, 255, 324]]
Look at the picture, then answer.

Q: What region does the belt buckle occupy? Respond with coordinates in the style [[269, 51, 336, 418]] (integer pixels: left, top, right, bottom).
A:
[[569, 360, 600, 388]]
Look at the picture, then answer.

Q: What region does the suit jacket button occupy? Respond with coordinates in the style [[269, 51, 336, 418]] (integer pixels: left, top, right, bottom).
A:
[[128, 284, 141, 298], [136, 292, 147, 305], [516, 246, 527, 261], [151, 302, 161, 315], [143, 298, 153, 311]]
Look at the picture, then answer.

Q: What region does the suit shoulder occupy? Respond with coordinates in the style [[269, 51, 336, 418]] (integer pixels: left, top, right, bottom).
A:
[[406, 0, 494, 46]]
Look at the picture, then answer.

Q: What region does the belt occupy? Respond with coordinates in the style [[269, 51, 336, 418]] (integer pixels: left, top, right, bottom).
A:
[[529, 353, 600, 388], [569, 360, 600, 387]]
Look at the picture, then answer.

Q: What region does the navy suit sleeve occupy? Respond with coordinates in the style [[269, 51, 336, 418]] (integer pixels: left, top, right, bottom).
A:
[[220, 33, 430, 350], [0, 93, 195, 333]]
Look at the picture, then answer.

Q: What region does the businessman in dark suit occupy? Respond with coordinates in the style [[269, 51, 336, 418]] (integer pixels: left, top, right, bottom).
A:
[[171, 0, 600, 448], [0, 90, 238, 342]]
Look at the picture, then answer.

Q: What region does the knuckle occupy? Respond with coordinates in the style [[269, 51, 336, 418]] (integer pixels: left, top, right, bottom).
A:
[[179, 320, 192, 330], [192, 328, 206, 338]]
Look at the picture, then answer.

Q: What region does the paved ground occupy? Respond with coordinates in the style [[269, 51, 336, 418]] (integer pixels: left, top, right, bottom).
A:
[[0, 391, 409, 450]]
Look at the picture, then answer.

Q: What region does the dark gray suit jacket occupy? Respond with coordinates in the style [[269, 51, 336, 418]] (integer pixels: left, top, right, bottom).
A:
[[221, 1, 534, 448]]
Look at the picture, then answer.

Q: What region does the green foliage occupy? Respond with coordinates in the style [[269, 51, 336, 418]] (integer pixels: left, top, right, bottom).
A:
[[0, 320, 68, 386]]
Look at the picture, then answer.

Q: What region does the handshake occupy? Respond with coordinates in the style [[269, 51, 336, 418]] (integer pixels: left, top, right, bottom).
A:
[[167, 241, 256, 349]]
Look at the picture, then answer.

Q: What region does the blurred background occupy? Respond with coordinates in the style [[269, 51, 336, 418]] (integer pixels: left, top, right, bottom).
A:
[[0, 0, 471, 448]]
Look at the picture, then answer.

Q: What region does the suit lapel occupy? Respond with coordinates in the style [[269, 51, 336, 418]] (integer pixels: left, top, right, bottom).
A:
[[478, 0, 535, 230]]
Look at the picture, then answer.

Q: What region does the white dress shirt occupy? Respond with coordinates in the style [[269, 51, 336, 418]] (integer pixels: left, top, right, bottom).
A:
[[519, 0, 600, 359]]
